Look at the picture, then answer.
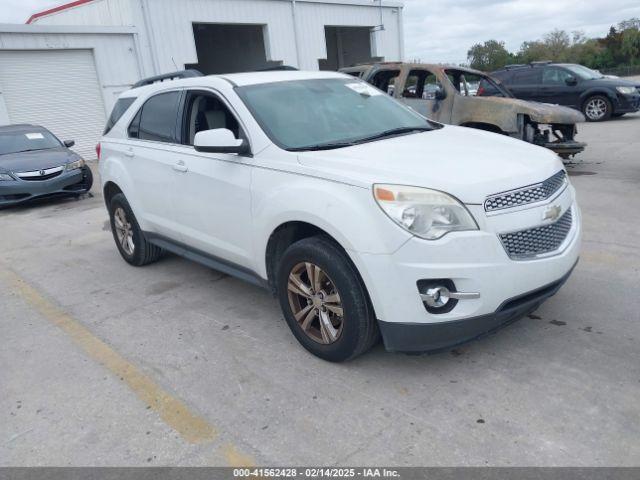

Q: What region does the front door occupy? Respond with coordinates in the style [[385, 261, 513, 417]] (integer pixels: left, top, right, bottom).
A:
[[398, 68, 453, 123], [170, 90, 254, 269], [539, 66, 581, 108]]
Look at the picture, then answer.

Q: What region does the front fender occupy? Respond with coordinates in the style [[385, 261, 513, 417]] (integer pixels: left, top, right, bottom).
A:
[[251, 168, 411, 278]]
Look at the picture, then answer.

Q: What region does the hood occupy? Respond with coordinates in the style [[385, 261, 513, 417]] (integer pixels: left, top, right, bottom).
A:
[[478, 96, 586, 124], [297, 126, 565, 204], [0, 147, 79, 173], [586, 76, 638, 88]]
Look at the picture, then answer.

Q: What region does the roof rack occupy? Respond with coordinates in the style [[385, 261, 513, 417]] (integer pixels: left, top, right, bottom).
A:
[[530, 61, 552, 65], [132, 69, 203, 89], [504, 64, 527, 70], [256, 65, 299, 71]]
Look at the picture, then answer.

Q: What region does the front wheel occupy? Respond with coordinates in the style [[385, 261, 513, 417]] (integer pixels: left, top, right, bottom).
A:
[[582, 95, 612, 122], [276, 236, 379, 362]]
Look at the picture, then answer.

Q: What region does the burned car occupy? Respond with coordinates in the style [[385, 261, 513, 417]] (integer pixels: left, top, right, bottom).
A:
[[341, 63, 587, 159]]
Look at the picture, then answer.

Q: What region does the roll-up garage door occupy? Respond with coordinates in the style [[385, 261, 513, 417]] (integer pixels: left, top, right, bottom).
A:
[[0, 49, 106, 159]]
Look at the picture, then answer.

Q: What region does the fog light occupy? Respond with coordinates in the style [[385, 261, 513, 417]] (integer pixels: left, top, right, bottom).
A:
[[422, 286, 452, 308]]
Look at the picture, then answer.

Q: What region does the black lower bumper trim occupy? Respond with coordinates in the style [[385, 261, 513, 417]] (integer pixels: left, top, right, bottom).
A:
[[378, 260, 578, 353]]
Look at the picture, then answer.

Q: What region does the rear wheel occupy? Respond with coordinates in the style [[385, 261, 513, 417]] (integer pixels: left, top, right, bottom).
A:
[[108, 193, 162, 266], [582, 95, 612, 121], [276, 236, 379, 362]]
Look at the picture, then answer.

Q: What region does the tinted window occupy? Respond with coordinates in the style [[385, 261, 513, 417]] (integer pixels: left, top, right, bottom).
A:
[[104, 97, 136, 135], [136, 91, 181, 143], [511, 69, 542, 85], [542, 67, 574, 85]]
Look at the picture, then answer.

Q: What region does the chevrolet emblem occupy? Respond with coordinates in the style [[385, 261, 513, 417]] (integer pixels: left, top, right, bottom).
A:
[[542, 205, 562, 222]]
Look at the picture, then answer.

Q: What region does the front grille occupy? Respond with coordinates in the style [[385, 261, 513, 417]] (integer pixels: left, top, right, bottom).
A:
[[485, 171, 567, 212], [20, 171, 63, 181], [500, 208, 573, 259]]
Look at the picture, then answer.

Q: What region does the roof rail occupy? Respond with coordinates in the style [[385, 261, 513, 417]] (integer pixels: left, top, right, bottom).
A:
[[504, 64, 527, 70], [530, 61, 552, 65], [256, 65, 299, 71], [132, 69, 203, 89]]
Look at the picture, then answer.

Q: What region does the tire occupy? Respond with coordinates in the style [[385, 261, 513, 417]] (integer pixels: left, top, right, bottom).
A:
[[276, 236, 379, 362], [80, 166, 94, 193], [612, 113, 625, 118], [582, 95, 612, 122], [108, 193, 162, 266]]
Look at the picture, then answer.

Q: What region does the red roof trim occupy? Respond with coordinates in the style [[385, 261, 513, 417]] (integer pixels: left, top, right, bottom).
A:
[[26, 0, 95, 24]]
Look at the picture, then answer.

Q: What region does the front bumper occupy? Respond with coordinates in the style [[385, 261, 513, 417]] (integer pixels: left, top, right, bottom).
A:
[[0, 166, 91, 207], [614, 93, 640, 113], [350, 186, 581, 353], [378, 261, 577, 353]]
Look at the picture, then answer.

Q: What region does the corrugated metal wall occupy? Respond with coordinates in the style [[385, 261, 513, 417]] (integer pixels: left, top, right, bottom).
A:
[[32, 0, 404, 73]]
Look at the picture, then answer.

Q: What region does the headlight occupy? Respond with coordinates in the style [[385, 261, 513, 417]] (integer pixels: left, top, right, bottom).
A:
[[66, 159, 85, 171], [0, 173, 14, 181], [373, 184, 478, 240], [616, 86, 636, 95]]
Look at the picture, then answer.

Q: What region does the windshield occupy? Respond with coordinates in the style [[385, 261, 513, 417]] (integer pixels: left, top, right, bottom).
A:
[[0, 130, 61, 156], [564, 65, 604, 80], [237, 78, 433, 151]]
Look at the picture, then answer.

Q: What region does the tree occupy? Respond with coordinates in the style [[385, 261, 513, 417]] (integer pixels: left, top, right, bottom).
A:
[[466, 40, 513, 71]]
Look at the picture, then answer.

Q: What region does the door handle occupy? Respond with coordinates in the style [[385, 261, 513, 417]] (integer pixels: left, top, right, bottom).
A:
[[124, 149, 134, 158], [172, 161, 188, 173]]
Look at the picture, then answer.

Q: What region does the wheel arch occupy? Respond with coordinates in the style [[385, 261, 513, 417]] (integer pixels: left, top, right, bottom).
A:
[[103, 181, 123, 209], [265, 221, 350, 294]]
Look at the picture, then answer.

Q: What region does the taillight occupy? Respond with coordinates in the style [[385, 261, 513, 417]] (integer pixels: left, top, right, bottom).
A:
[[95, 142, 101, 160]]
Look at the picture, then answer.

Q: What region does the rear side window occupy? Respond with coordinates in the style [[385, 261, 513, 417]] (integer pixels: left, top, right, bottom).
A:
[[511, 68, 542, 85], [130, 91, 181, 143], [104, 97, 136, 135]]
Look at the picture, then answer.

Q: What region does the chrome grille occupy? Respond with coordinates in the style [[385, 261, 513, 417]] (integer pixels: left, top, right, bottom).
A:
[[500, 208, 573, 260], [485, 171, 567, 212], [16, 165, 65, 182]]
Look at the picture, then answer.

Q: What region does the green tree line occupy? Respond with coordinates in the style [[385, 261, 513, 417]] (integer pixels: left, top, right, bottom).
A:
[[466, 18, 640, 72]]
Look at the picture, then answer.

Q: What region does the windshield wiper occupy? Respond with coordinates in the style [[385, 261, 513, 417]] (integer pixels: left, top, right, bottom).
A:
[[289, 142, 356, 152], [353, 126, 432, 145]]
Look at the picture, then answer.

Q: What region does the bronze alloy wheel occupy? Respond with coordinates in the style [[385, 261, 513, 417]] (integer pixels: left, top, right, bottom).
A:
[[287, 262, 344, 344], [113, 207, 135, 256]]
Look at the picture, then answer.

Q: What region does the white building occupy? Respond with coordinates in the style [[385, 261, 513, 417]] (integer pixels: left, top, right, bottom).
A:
[[0, 0, 404, 158]]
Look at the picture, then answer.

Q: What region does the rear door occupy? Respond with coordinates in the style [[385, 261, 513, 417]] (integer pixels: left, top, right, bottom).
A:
[[126, 90, 184, 239], [505, 68, 543, 102]]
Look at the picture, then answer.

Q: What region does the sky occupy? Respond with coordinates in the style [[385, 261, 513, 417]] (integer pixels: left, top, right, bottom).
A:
[[2, 0, 640, 64]]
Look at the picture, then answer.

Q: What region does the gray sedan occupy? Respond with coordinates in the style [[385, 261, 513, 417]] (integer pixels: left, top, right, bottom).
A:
[[0, 124, 93, 207]]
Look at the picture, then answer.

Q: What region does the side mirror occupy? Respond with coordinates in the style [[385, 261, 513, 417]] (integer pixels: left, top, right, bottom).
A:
[[64, 140, 75, 148], [194, 128, 251, 155], [434, 85, 446, 100], [565, 76, 578, 86]]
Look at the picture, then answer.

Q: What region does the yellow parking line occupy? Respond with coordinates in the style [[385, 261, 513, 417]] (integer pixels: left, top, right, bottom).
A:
[[2, 267, 253, 465]]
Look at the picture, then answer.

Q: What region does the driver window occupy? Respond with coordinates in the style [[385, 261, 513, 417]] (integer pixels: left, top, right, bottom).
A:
[[183, 92, 240, 146], [542, 67, 573, 85], [402, 70, 440, 99], [371, 70, 400, 96]]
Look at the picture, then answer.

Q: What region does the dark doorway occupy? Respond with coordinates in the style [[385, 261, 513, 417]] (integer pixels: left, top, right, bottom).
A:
[[319, 26, 381, 71], [186, 23, 282, 75]]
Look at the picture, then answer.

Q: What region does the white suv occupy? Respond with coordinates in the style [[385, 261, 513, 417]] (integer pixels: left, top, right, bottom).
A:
[[99, 70, 581, 362]]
